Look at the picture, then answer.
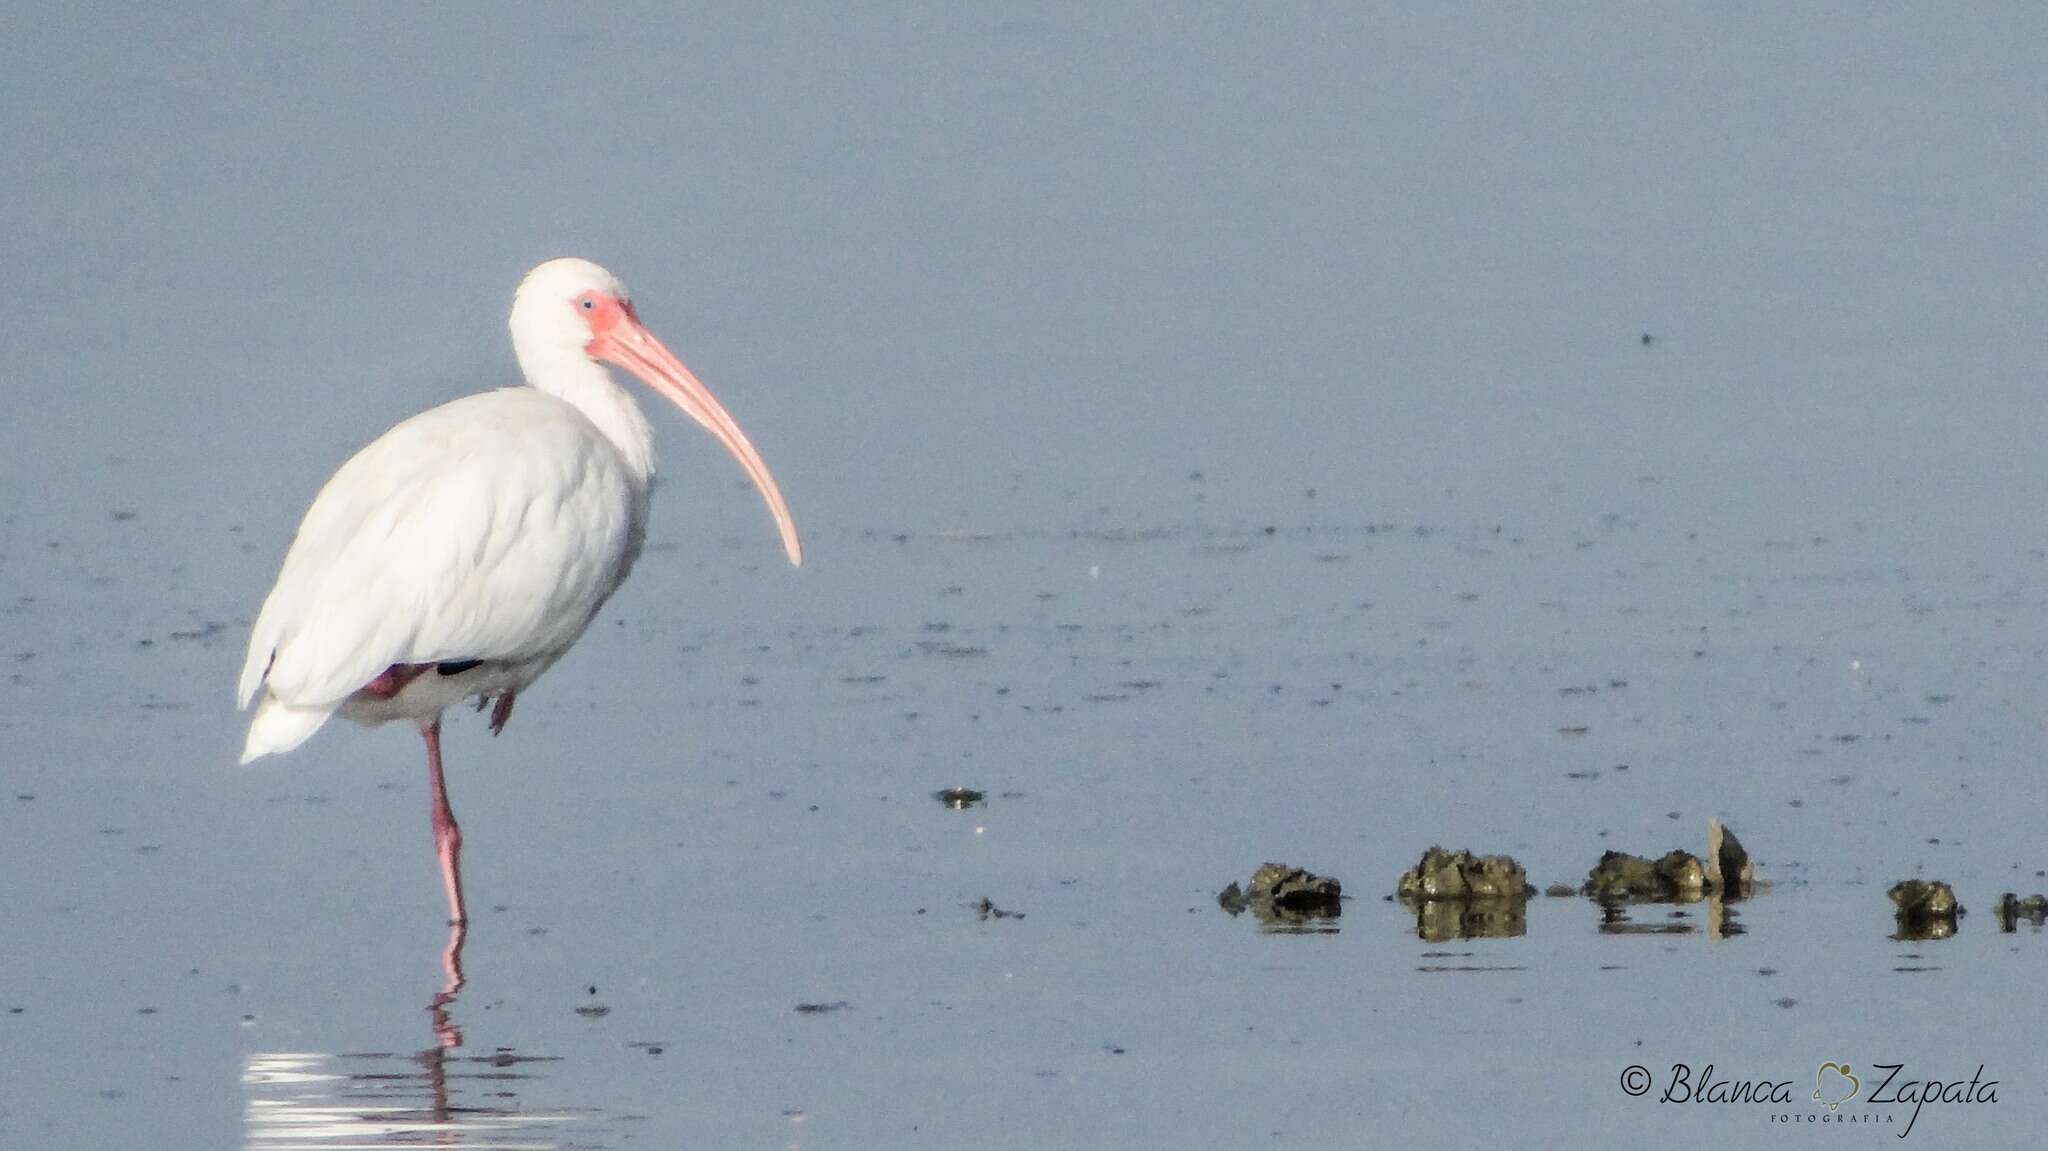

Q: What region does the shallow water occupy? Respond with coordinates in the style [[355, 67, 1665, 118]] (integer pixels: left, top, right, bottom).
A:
[[5, 5, 2048, 1148]]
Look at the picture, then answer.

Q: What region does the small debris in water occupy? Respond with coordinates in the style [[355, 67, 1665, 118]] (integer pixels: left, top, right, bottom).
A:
[[1996, 893, 2048, 932], [1543, 883, 1577, 898], [934, 787, 985, 809], [915, 641, 989, 658], [794, 1001, 850, 1015], [975, 897, 1023, 920], [1890, 880, 1962, 940]]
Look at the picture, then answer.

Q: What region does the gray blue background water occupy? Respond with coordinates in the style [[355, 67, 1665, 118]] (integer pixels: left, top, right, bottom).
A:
[[4, 4, 2046, 1146]]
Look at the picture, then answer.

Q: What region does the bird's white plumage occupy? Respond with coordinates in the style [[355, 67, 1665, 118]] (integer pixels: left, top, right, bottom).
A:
[[238, 388, 644, 760]]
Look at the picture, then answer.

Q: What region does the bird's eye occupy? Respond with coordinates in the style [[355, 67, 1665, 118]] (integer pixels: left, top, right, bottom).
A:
[[581, 298, 595, 310]]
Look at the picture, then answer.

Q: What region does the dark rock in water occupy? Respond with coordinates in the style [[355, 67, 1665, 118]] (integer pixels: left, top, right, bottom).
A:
[[1996, 893, 2048, 932], [1587, 820, 1756, 902], [1585, 849, 1706, 900], [1395, 848, 1532, 940], [1889, 879, 1960, 917], [1249, 862, 1342, 913], [1396, 846, 1534, 900], [1543, 882, 1578, 898], [1888, 878, 1963, 940], [1890, 880, 1963, 940], [1217, 863, 1342, 930]]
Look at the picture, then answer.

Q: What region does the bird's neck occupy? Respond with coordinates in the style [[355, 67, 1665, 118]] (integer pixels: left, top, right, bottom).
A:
[[523, 355, 657, 486]]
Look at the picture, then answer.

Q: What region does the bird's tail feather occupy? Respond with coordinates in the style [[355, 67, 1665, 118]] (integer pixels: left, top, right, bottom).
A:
[[241, 696, 335, 764]]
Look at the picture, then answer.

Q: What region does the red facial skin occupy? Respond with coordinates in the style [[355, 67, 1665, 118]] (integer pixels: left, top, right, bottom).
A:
[[574, 289, 634, 352]]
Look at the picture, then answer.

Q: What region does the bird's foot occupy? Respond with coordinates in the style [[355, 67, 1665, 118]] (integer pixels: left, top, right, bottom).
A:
[[489, 691, 516, 736]]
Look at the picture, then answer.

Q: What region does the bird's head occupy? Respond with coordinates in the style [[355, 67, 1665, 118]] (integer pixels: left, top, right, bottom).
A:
[[511, 256, 802, 567], [511, 257, 633, 363]]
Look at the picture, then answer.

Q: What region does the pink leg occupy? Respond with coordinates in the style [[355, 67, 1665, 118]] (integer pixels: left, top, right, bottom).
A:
[[428, 917, 467, 1050], [422, 720, 466, 926]]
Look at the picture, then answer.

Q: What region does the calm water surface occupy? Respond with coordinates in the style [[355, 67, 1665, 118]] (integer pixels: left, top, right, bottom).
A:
[[4, 4, 2047, 1148]]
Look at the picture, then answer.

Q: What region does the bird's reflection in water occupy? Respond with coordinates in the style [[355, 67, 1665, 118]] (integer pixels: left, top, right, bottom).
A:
[[244, 922, 600, 1149]]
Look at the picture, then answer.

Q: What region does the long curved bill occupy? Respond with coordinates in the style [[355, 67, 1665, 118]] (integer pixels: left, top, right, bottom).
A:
[[593, 310, 803, 567]]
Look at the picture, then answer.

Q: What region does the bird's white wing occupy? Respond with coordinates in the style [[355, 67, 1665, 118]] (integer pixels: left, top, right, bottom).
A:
[[239, 388, 642, 711]]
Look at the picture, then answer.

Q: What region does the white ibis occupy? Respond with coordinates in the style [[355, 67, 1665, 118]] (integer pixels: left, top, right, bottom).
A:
[[237, 257, 801, 927]]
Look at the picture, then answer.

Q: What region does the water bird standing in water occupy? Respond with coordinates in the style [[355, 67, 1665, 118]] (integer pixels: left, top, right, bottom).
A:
[[237, 258, 803, 925]]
